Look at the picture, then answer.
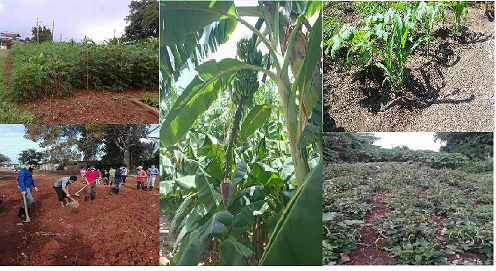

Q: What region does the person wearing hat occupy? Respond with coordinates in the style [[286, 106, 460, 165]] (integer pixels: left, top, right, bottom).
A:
[[136, 166, 147, 190], [84, 165, 100, 202]]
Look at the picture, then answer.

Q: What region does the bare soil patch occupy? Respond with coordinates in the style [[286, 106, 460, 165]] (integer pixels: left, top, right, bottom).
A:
[[24, 89, 158, 124], [345, 192, 392, 265], [0, 169, 159, 265], [324, 2, 494, 132]]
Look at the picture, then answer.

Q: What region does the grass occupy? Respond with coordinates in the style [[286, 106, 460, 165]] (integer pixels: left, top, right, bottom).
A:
[[142, 92, 159, 108], [0, 49, 34, 123]]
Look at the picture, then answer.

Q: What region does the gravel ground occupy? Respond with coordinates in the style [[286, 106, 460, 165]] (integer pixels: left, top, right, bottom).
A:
[[324, 2, 494, 132]]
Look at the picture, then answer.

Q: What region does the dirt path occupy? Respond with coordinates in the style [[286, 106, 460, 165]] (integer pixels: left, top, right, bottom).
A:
[[0, 169, 159, 265], [345, 192, 392, 265], [324, 3, 494, 132]]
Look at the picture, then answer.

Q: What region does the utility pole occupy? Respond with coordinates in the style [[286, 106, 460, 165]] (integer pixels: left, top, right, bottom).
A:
[[60, 34, 62, 42], [52, 20, 54, 42], [36, 17, 39, 43]]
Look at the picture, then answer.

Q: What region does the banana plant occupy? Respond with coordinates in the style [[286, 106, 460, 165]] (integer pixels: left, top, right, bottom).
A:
[[160, 1, 322, 265]]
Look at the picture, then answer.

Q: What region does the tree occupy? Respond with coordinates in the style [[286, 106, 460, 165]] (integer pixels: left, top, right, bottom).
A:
[[0, 153, 11, 165], [435, 132, 493, 160], [24, 124, 157, 166], [122, 0, 159, 42], [18, 149, 43, 164], [323, 132, 380, 162], [31, 25, 52, 43], [101, 125, 152, 167], [159, 1, 322, 266]]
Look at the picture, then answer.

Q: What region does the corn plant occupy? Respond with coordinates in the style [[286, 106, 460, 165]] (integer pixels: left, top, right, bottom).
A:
[[347, 7, 433, 92], [444, 1, 469, 33]]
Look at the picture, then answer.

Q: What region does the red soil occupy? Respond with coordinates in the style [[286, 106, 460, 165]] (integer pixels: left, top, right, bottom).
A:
[[0, 169, 159, 266], [24, 89, 158, 124]]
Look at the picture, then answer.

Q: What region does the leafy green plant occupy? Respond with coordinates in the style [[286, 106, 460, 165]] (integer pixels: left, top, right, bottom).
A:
[[322, 212, 362, 265], [9, 38, 158, 101], [160, 1, 322, 265], [385, 238, 447, 265], [142, 92, 159, 108], [444, 1, 469, 33], [345, 7, 433, 92], [0, 50, 35, 123]]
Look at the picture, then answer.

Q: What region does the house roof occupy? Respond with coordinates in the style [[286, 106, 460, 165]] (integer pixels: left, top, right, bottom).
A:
[[1, 33, 21, 38]]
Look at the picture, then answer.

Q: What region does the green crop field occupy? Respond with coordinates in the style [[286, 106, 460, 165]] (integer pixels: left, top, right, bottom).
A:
[[323, 160, 493, 265], [8, 38, 158, 102]]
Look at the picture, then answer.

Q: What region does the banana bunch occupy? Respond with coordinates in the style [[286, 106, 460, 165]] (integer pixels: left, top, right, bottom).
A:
[[233, 37, 264, 106], [236, 38, 250, 60]]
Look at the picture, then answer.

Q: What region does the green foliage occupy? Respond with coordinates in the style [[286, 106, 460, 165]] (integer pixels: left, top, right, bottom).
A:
[[323, 160, 493, 265], [386, 239, 447, 265], [0, 50, 34, 123], [322, 212, 362, 265], [122, 0, 159, 42], [443, 1, 469, 33], [435, 133, 493, 160], [352, 1, 389, 18], [160, 1, 322, 265], [142, 92, 159, 108], [162, 131, 300, 265], [324, 1, 470, 93], [345, 7, 433, 92], [18, 148, 44, 164], [260, 162, 322, 266], [31, 25, 52, 43], [0, 153, 11, 164], [9, 39, 158, 101]]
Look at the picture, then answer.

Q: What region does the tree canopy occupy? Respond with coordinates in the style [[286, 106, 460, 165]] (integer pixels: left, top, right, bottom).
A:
[[31, 25, 52, 43], [0, 153, 11, 165], [122, 0, 159, 42], [18, 149, 43, 164], [23, 124, 158, 167], [435, 132, 493, 160]]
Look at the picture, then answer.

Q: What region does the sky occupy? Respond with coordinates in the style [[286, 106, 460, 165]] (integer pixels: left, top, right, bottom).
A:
[[372, 132, 442, 152], [0, 0, 131, 43], [175, 0, 320, 89], [0, 124, 42, 164], [0, 124, 160, 164]]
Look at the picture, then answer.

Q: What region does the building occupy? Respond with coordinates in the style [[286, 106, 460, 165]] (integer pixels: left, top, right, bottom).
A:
[[0, 32, 21, 49]]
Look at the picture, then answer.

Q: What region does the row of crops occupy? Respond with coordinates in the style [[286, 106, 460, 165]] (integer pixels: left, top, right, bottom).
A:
[[325, 1, 469, 93], [9, 38, 158, 101], [323, 161, 493, 265]]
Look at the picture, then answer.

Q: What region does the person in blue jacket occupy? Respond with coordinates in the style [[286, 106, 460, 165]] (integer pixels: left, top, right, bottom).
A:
[[17, 161, 39, 219]]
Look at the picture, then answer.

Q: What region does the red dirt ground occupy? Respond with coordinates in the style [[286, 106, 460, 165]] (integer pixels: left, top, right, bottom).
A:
[[24, 89, 159, 124], [345, 192, 392, 265], [0, 169, 159, 266]]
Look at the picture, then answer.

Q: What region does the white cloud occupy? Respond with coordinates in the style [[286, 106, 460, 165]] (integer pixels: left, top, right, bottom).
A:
[[0, 125, 43, 163]]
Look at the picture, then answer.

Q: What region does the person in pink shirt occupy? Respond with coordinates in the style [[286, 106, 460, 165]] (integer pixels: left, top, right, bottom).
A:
[[136, 166, 147, 190], [79, 166, 87, 184], [84, 165, 101, 202]]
